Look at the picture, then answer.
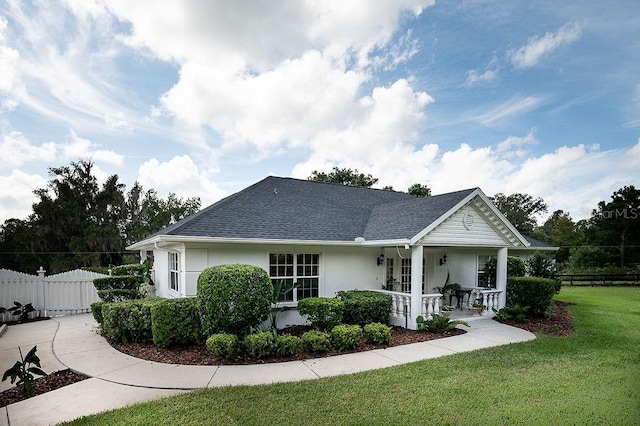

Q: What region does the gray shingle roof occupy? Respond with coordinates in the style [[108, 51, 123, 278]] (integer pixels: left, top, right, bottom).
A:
[[138, 176, 476, 243]]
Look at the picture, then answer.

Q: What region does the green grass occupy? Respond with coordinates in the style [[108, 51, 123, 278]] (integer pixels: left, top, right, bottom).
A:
[[64, 287, 640, 425]]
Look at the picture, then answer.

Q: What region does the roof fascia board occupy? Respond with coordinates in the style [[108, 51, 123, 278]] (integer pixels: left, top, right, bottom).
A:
[[473, 190, 531, 247]]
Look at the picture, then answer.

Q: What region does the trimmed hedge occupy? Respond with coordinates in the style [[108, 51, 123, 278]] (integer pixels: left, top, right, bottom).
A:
[[93, 276, 142, 291], [330, 324, 362, 350], [336, 290, 392, 326], [151, 297, 203, 347], [297, 297, 344, 331], [197, 264, 273, 336], [102, 298, 162, 342], [97, 289, 139, 303], [90, 301, 105, 325], [111, 264, 145, 276], [275, 334, 302, 356], [301, 330, 331, 353], [243, 331, 275, 359], [206, 333, 239, 360], [363, 322, 392, 344], [506, 276, 559, 317]]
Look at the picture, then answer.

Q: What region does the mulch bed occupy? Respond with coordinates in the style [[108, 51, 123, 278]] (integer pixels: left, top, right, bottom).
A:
[[0, 301, 573, 407], [0, 369, 89, 408], [108, 326, 466, 366], [492, 301, 575, 337]]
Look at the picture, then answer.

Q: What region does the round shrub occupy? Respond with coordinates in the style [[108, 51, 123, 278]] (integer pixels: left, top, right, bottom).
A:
[[301, 330, 331, 353], [506, 276, 558, 317], [97, 289, 139, 303], [297, 297, 344, 331], [363, 322, 392, 344], [275, 334, 302, 356], [336, 290, 392, 326], [243, 331, 275, 359], [206, 333, 239, 360], [197, 264, 273, 336], [330, 324, 362, 351]]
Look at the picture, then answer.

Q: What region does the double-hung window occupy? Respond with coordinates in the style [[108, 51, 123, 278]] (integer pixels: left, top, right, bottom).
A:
[[168, 251, 180, 292], [269, 253, 319, 302], [477, 254, 495, 288]]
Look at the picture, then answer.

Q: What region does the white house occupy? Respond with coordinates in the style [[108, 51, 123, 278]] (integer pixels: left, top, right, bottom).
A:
[[127, 176, 550, 330]]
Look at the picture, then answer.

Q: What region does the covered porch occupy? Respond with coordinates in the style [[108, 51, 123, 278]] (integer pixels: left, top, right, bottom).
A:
[[370, 245, 509, 330]]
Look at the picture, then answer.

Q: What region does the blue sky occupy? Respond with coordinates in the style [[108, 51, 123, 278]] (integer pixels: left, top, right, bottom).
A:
[[1, 0, 639, 225]]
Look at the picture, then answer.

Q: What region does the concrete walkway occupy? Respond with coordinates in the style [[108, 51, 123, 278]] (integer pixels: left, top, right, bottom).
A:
[[1, 314, 535, 426]]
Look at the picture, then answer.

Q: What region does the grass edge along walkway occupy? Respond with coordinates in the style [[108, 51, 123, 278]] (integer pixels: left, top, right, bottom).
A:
[[64, 287, 640, 426]]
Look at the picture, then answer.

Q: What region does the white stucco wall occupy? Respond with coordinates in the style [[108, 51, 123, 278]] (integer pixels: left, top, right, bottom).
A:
[[149, 243, 383, 327]]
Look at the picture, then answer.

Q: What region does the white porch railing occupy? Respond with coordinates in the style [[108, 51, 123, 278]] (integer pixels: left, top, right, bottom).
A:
[[466, 287, 502, 314], [369, 289, 443, 328]]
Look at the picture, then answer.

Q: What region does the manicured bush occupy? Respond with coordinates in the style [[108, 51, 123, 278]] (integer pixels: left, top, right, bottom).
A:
[[526, 252, 555, 278], [300, 330, 331, 353], [363, 322, 392, 344], [151, 297, 203, 347], [297, 297, 344, 331], [102, 298, 162, 342], [330, 324, 362, 351], [506, 276, 558, 317], [275, 334, 302, 356], [90, 301, 105, 325], [243, 331, 275, 359], [336, 290, 392, 326], [97, 289, 139, 303], [93, 276, 142, 291], [111, 263, 145, 276], [197, 264, 273, 336], [206, 333, 239, 360]]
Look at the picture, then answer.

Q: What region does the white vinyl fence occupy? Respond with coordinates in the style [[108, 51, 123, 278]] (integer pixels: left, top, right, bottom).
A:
[[0, 268, 105, 320]]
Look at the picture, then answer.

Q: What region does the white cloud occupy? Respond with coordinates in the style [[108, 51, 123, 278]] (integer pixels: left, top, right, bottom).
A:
[[105, 0, 434, 156], [137, 155, 226, 206], [475, 96, 545, 125], [0, 130, 123, 170], [466, 69, 498, 86], [496, 130, 538, 157], [510, 22, 582, 69], [0, 170, 46, 221]]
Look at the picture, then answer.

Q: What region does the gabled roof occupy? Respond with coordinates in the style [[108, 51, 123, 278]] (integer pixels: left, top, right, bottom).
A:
[[127, 176, 522, 249]]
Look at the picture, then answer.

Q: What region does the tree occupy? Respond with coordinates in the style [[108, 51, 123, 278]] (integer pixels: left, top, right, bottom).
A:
[[407, 183, 431, 198], [583, 185, 640, 267], [308, 167, 378, 187], [490, 193, 548, 235], [539, 210, 584, 264], [0, 159, 201, 273]]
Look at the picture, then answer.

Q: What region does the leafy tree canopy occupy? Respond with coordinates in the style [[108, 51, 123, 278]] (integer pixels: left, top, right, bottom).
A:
[[407, 183, 431, 197], [490, 193, 548, 235], [0, 160, 200, 273], [308, 167, 378, 187]]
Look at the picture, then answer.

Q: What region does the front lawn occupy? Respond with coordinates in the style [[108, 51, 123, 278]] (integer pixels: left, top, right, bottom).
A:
[[64, 287, 640, 425]]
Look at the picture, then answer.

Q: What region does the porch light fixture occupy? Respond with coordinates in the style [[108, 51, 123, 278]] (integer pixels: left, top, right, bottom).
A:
[[439, 254, 447, 266], [377, 252, 385, 266]]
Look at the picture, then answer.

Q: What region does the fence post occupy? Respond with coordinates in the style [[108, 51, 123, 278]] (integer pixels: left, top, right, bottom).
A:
[[36, 266, 46, 315]]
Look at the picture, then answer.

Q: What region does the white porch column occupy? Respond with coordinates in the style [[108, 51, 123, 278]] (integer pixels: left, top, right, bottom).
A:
[[409, 245, 424, 330], [496, 247, 508, 309]]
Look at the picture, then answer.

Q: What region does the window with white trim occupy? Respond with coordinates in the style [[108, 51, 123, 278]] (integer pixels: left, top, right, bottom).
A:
[[401, 258, 411, 293], [477, 254, 495, 288], [168, 251, 180, 292], [269, 253, 319, 302], [400, 258, 427, 293]]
